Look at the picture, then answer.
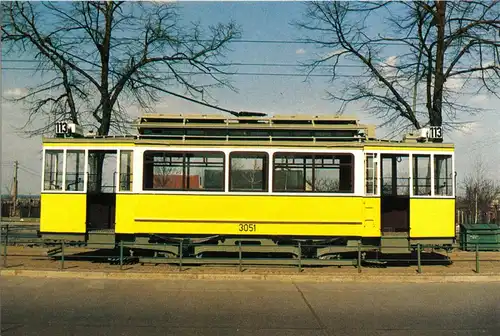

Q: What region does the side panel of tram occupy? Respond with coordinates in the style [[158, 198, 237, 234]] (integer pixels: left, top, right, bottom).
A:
[[115, 194, 380, 237], [114, 146, 379, 237]]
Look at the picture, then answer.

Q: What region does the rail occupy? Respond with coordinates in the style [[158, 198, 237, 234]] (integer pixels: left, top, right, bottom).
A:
[[1, 224, 500, 274]]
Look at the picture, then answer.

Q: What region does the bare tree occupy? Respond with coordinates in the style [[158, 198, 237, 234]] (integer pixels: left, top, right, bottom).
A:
[[2, 1, 240, 190], [295, 1, 500, 138], [306, 176, 340, 192], [459, 158, 500, 224], [153, 165, 179, 189], [232, 158, 264, 191], [2, 1, 240, 135]]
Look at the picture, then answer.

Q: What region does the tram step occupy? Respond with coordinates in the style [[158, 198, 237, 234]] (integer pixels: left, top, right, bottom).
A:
[[380, 236, 410, 254], [87, 230, 116, 249]]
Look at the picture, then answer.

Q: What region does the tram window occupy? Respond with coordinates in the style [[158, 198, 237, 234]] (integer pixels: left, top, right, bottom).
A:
[[230, 152, 268, 192], [274, 155, 313, 191], [143, 151, 224, 191], [365, 153, 378, 195], [65, 150, 85, 191], [435, 154, 453, 196], [381, 155, 410, 196], [185, 153, 224, 191], [413, 155, 431, 195], [119, 150, 133, 191], [43, 150, 64, 191], [273, 153, 354, 193]]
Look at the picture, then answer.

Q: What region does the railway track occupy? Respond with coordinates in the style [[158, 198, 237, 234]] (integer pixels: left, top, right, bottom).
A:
[[1, 222, 41, 244], [2, 223, 499, 271], [0, 222, 490, 254]]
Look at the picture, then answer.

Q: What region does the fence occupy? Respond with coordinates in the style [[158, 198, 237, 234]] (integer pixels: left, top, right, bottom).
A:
[[1, 225, 499, 274], [456, 208, 500, 225], [1, 198, 41, 219]]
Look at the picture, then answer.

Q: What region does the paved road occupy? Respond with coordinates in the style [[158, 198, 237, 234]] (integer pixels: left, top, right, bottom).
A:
[[1, 277, 499, 335]]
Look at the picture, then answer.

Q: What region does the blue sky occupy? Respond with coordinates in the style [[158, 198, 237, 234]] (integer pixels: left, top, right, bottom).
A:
[[1, 1, 499, 195]]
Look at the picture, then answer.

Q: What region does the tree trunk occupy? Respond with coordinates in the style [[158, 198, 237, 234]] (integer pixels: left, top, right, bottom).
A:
[[431, 0, 446, 142]]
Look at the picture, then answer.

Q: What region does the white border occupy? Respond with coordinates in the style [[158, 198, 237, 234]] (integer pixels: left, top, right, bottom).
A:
[[61, 149, 67, 191], [117, 149, 121, 193], [40, 148, 46, 193], [117, 149, 134, 193], [83, 149, 88, 194]]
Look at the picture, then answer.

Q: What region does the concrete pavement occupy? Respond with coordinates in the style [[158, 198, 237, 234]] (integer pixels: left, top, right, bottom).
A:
[[1, 277, 499, 335], [3, 268, 500, 283]]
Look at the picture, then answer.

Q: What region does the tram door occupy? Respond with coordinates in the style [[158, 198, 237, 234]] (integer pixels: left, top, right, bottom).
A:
[[380, 154, 410, 234], [86, 150, 117, 231]]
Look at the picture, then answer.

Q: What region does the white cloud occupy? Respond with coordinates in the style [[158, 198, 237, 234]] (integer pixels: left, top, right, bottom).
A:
[[379, 56, 398, 77], [295, 48, 306, 55], [456, 121, 481, 135], [444, 77, 464, 90], [469, 94, 489, 106], [3, 87, 28, 99], [384, 56, 398, 68]]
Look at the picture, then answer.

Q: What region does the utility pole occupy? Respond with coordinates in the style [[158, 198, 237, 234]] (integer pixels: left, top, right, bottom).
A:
[[474, 190, 478, 224], [11, 161, 18, 217]]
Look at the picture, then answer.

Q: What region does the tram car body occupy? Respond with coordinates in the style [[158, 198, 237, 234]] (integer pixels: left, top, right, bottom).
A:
[[39, 114, 455, 257]]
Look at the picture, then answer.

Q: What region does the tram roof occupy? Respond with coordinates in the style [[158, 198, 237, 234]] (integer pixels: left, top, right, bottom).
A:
[[42, 113, 454, 149], [133, 113, 375, 131]]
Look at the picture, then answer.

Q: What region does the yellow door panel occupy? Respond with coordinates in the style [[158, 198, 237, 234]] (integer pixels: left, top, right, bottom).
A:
[[115, 194, 135, 232], [410, 198, 455, 237], [40, 193, 86, 233], [363, 197, 380, 236]]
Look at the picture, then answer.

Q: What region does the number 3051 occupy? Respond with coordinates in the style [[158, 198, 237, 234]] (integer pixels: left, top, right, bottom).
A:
[[238, 223, 256, 232]]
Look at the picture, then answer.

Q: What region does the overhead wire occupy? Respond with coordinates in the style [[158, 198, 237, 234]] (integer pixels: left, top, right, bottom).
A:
[[2, 38, 497, 114], [2, 66, 497, 82], [1, 36, 417, 45], [0, 67, 376, 78], [18, 164, 41, 177], [2, 59, 489, 73], [1, 161, 41, 177], [6, 59, 363, 68]]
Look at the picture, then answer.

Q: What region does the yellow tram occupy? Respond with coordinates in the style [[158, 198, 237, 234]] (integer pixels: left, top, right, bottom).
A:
[[39, 113, 455, 257]]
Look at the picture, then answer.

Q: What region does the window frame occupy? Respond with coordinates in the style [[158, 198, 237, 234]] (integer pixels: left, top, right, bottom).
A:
[[42, 149, 65, 192], [118, 149, 134, 192], [229, 151, 269, 192], [272, 152, 355, 194], [64, 149, 86, 192], [364, 153, 379, 196], [434, 154, 454, 197], [41, 148, 91, 194], [142, 150, 226, 192], [412, 154, 432, 196]]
